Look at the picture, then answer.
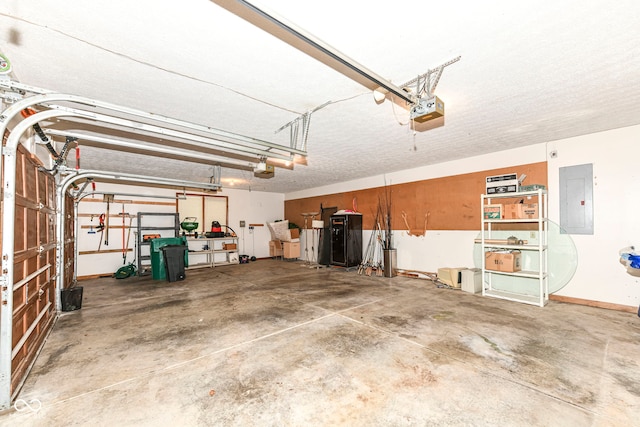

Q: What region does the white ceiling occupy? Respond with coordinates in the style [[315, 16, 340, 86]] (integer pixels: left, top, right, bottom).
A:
[[1, 0, 639, 193]]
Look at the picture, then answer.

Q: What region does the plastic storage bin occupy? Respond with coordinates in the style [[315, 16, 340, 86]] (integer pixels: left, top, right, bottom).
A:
[[161, 244, 188, 282], [61, 286, 83, 311]]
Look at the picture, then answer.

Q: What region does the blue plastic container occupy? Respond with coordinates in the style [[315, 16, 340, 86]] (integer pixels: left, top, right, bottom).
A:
[[628, 254, 640, 269]]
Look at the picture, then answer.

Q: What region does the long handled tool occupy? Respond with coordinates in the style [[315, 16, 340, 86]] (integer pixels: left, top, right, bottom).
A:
[[96, 213, 105, 251], [122, 204, 125, 261], [103, 194, 114, 246], [118, 208, 133, 265], [118, 203, 131, 264], [358, 207, 383, 276], [126, 216, 133, 261]]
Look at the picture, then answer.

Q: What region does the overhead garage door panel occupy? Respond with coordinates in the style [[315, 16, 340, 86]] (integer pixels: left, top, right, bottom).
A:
[[8, 145, 58, 396]]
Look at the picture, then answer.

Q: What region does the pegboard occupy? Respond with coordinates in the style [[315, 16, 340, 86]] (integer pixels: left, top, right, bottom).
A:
[[284, 162, 547, 231]]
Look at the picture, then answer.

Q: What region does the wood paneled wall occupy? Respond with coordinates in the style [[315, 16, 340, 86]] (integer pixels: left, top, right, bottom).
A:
[[285, 162, 547, 230]]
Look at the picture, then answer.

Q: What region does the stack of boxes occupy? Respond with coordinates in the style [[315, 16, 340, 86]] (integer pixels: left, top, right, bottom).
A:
[[482, 200, 527, 275], [267, 221, 301, 259], [437, 267, 483, 293]]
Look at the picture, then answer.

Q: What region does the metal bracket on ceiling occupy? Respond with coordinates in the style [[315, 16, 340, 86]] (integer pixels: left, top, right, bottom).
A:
[[209, 165, 222, 187], [276, 112, 311, 153], [401, 56, 461, 99], [275, 101, 330, 153]]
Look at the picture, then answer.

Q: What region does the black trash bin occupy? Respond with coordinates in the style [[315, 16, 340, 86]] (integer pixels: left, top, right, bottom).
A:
[[161, 245, 187, 282], [61, 286, 83, 311]]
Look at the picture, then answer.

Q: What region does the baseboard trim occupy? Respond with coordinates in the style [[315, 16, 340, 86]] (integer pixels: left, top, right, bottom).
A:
[[77, 274, 113, 281], [549, 294, 637, 313]]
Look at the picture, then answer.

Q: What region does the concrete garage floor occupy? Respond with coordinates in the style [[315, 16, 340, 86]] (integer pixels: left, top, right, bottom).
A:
[[3, 259, 640, 426]]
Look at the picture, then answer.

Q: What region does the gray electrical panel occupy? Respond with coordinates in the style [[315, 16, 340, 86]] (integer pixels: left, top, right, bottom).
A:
[[559, 163, 593, 234]]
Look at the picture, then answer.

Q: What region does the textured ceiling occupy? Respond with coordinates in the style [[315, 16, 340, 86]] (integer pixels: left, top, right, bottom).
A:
[[1, 0, 639, 193]]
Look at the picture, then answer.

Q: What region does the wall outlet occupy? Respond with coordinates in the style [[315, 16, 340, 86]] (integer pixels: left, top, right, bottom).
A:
[[240, 220, 246, 227]]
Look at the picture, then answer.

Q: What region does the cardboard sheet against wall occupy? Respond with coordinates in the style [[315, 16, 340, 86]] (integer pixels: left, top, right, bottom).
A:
[[284, 162, 547, 231]]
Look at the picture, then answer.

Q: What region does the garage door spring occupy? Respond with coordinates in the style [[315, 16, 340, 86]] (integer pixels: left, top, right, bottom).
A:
[[20, 108, 59, 159]]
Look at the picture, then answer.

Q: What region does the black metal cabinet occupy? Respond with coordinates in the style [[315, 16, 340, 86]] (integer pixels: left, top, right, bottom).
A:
[[330, 214, 362, 267]]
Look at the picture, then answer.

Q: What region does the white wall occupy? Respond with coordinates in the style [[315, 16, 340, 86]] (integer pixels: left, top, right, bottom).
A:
[[288, 127, 640, 308], [76, 183, 283, 277], [547, 125, 640, 307], [223, 187, 284, 259]]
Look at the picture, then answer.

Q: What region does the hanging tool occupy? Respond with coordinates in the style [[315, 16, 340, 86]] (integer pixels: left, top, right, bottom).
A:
[[97, 213, 105, 251], [121, 204, 126, 263], [118, 203, 131, 264], [103, 194, 114, 246], [88, 215, 96, 234], [125, 215, 134, 263], [401, 210, 430, 237], [122, 204, 126, 261], [75, 140, 80, 169]]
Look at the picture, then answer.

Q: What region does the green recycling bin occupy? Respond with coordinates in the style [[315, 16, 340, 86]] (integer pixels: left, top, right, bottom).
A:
[[150, 237, 189, 280]]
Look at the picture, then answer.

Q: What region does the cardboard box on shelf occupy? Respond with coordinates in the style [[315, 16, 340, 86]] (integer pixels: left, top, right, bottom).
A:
[[486, 173, 518, 194], [223, 243, 237, 250], [485, 250, 521, 272], [502, 203, 519, 219], [520, 203, 539, 219], [502, 203, 539, 219], [483, 204, 502, 219]]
